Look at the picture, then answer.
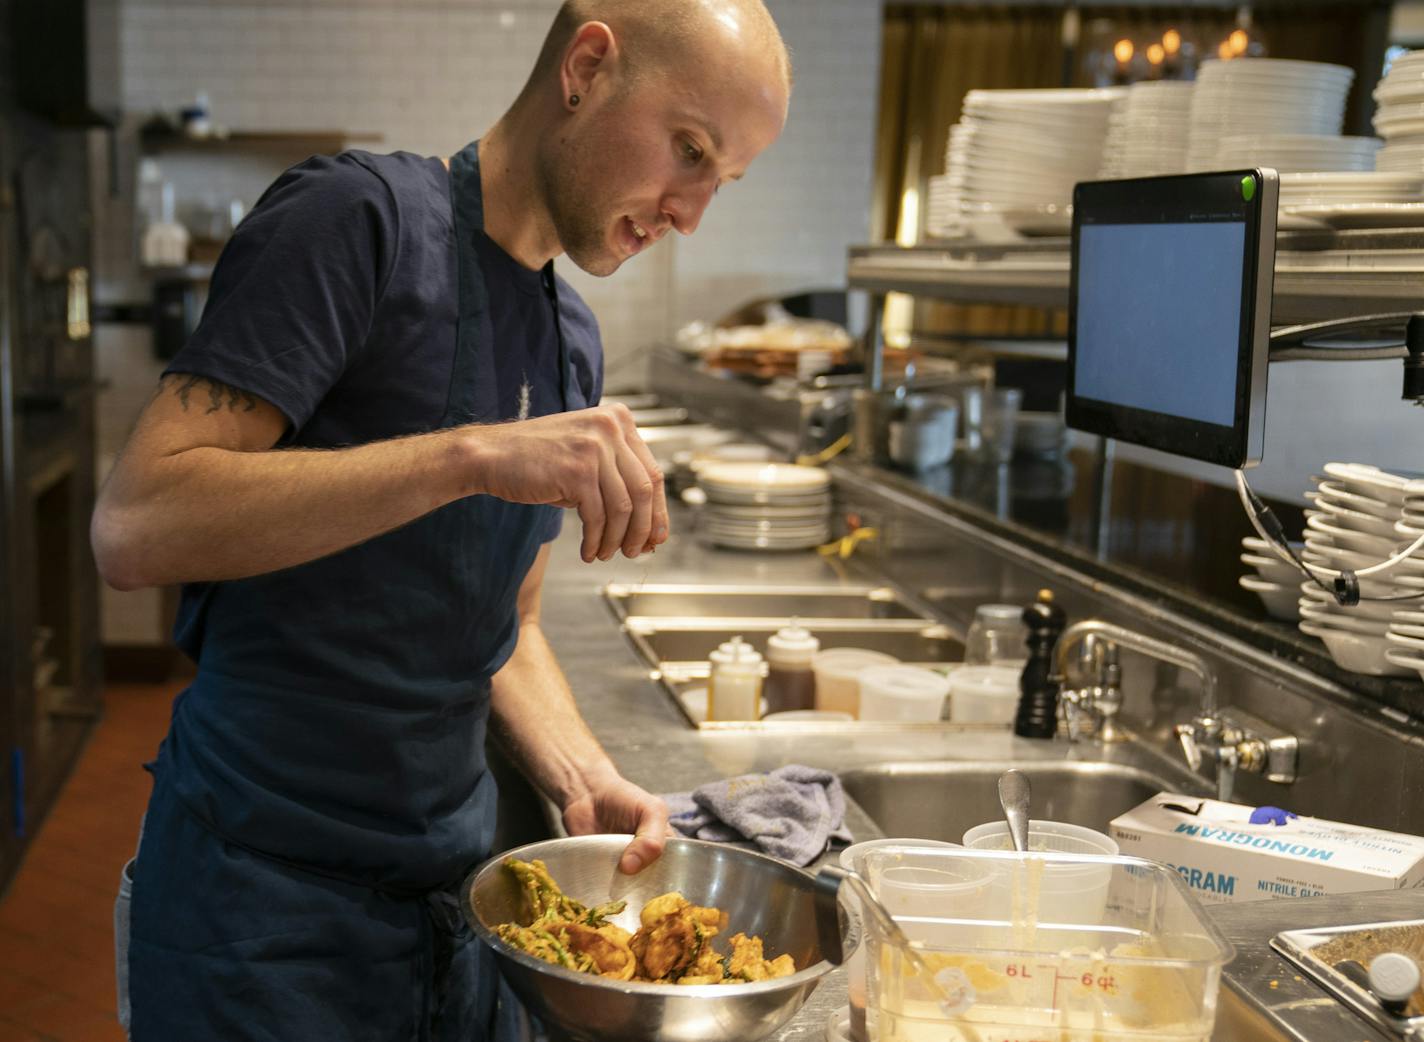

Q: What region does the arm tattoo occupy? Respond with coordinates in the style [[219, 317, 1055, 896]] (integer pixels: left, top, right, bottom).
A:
[[167, 374, 259, 414]]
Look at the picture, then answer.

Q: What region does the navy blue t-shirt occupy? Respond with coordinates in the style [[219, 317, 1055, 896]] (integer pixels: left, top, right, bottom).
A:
[[164, 150, 603, 656]]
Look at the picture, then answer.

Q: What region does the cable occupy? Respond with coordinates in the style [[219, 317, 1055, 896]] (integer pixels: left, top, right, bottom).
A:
[[1235, 469, 1424, 606]]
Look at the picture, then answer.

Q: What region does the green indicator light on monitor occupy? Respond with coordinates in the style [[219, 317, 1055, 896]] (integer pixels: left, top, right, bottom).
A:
[[1241, 175, 1256, 202]]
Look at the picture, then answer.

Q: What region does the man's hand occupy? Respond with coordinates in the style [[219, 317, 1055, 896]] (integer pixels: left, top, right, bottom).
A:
[[561, 771, 670, 875], [466, 403, 668, 563]]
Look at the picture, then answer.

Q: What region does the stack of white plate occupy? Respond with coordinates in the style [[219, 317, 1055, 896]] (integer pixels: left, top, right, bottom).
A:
[[925, 170, 963, 240], [1186, 58, 1354, 172], [1373, 50, 1424, 154], [1213, 133, 1380, 173], [945, 88, 1122, 238], [1099, 81, 1194, 179], [1296, 463, 1424, 677], [1386, 479, 1424, 680], [1238, 535, 1305, 621], [1278, 171, 1424, 228], [697, 462, 832, 551]]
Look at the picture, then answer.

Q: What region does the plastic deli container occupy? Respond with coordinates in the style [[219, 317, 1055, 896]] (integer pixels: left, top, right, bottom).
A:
[[858, 665, 953, 722], [861, 846, 1232, 1042], [945, 664, 1021, 724], [962, 819, 1120, 928], [812, 648, 898, 718]]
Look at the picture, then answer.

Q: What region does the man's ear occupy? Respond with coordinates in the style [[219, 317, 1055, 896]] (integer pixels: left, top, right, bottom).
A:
[[560, 21, 617, 105]]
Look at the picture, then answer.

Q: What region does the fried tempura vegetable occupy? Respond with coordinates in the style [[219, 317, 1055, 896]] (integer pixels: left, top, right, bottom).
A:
[[493, 864, 796, 986], [550, 922, 637, 981], [726, 932, 796, 982], [503, 858, 625, 929]]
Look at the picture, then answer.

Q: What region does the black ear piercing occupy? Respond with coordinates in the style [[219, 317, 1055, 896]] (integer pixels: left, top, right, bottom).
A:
[[569, 93, 580, 107]]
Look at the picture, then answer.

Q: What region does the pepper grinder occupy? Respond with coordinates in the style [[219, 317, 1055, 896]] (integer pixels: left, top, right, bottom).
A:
[[1014, 589, 1066, 739]]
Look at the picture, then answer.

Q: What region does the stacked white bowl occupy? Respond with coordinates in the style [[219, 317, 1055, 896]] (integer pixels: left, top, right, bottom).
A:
[[944, 88, 1122, 237], [1214, 134, 1380, 173], [1374, 50, 1424, 166], [1239, 535, 1304, 621], [1099, 81, 1194, 179], [1186, 58, 1354, 172], [1294, 464, 1424, 677], [697, 462, 832, 551], [1385, 479, 1424, 680]]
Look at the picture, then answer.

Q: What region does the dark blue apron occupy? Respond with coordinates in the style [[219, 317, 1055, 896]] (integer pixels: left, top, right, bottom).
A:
[[126, 141, 575, 1041]]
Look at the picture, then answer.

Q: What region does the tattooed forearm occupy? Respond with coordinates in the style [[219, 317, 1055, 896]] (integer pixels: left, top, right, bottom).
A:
[[166, 374, 259, 414]]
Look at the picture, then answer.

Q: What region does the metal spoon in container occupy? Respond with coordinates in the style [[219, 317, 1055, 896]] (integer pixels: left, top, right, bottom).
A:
[[998, 768, 1031, 853]]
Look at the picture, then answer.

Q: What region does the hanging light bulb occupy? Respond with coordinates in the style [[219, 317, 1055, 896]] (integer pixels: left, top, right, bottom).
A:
[[1217, 39, 1234, 61], [1229, 28, 1249, 56], [1162, 28, 1182, 55], [1114, 38, 1134, 64], [1146, 43, 1166, 65]]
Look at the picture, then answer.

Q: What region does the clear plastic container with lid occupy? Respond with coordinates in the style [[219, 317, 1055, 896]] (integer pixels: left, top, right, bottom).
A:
[[707, 637, 763, 721], [764, 621, 820, 714], [861, 846, 1234, 1042], [858, 665, 952, 721], [812, 648, 897, 718], [964, 604, 1030, 667]]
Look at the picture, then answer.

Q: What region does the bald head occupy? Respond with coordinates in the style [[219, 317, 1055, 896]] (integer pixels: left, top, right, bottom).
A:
[[522, 0, 791, 104]]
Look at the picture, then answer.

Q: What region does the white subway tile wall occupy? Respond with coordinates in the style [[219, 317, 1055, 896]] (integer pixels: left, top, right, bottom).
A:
[[97, 0, 881, 642], [116, 0, 879, 373]]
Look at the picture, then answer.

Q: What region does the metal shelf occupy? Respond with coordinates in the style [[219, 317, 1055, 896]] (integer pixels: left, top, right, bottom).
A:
[[848, 229, 1424, 322]]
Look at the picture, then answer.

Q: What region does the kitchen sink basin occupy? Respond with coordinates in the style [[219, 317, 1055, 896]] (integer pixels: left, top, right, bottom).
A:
[[604, 582, 927, 621], [623, 618, 961, 672], [841, 760, 1182, 840]]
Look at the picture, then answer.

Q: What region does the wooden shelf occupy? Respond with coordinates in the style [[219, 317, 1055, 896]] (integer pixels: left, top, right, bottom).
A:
[[139, 127, 383, 156]]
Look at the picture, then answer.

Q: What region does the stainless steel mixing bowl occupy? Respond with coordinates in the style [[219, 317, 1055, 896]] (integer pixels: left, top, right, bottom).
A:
[[463, 834, 841, 1042]]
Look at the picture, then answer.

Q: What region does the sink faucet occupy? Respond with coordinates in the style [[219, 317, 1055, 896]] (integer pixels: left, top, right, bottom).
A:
[[1058, 632, 1126, 744], [1055, 620, 1299, 802]]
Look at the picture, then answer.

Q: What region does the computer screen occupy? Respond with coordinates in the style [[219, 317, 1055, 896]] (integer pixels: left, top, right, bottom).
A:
[[1066, 170, 1278, 468]]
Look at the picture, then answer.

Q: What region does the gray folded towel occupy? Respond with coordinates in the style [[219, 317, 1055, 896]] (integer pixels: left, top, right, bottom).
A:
[[665, 765, 852, 867]]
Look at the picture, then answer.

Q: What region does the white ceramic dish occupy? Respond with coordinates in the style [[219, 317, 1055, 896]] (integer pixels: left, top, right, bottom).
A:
[[1383, 648, 1424, 682], [1314, 479, 1396, 515], [1299, 583, 1400, 621], [1241, 552, 1303, 586], [1322, 463, 1410, 503], [1239, 575, 1302, 620], [1300, 620, 1415, 676], [1386, 629, 1424, 651], [1290, 203, 1424, 229], [699, 463, 830, 494], [1297, 602, 1391, 634], [1306, 515, 1400, 556], [1305, 494, 1402, 538]]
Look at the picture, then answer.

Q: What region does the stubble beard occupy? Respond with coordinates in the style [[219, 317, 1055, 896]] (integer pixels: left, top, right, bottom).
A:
[[537, 134, 623, 278]]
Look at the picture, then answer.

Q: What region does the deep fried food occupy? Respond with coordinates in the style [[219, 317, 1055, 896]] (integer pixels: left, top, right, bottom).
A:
[[494, 859, 797, 985]]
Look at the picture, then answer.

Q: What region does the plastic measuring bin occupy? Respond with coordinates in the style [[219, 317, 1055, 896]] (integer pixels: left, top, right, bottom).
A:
[[860, 846, 1233, 1042]]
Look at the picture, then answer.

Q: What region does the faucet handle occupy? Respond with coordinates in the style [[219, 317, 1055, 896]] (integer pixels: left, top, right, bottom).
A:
[[1175, 722, 1203, 772]]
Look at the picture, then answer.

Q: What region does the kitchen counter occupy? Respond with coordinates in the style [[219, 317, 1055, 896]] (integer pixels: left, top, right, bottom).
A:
[[532, 503, 1203, 1041]]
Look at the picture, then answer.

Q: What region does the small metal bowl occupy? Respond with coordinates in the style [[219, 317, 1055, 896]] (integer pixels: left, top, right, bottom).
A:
[[463, 835, 841, 1042]]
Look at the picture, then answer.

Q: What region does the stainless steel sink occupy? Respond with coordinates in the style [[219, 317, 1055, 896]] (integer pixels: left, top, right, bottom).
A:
[[841, 760, 1183, 839], [604, 582, 926, 621], [624, 618, 961, 672]]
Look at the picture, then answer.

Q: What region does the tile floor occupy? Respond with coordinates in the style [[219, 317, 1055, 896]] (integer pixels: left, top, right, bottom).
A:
[[0, 683, 176, 1042]]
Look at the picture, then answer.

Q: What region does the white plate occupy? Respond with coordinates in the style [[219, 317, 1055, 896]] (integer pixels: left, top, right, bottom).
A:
[[1300, 620, 1413, 676], [1298, 602, 1391, 634], [1241, 552, 1304, 586], [1383, 648, 1424, 681], [1305, 494, 1402, 538], [1386, 629, 1424, 651], [1321, 463, 1410, 503], [1313, 479, 1397, 515], [1306, 515, 1399, 555], [1239, 575, 1302, 620], [1299, 583, 1400, 621], [699, 462, 830, 493], [1288, 202, 1424, 228]]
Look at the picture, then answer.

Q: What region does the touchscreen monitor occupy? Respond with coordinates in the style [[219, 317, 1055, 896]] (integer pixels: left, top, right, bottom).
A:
[[1067, 169, 1277, 468]]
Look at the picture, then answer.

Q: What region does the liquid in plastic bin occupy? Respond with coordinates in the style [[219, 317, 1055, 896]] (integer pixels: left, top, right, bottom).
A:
[[859, 846, 1233, 1042]]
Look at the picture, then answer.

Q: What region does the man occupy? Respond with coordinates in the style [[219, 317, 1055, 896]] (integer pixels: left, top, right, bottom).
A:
[[91, 1, 790, 1037]]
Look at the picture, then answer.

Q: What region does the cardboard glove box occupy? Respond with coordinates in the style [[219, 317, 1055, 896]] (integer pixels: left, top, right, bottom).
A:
[[1109, 794, 1424, 905]]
